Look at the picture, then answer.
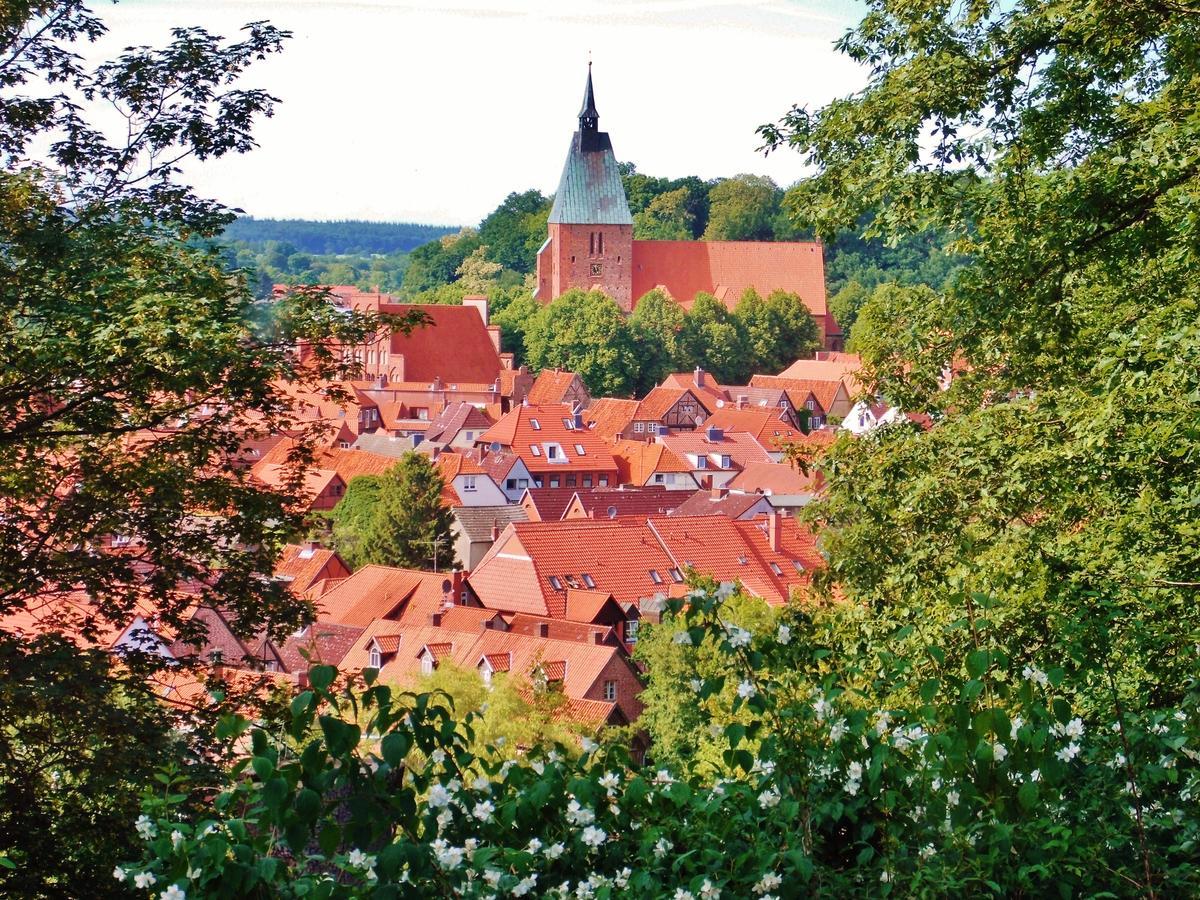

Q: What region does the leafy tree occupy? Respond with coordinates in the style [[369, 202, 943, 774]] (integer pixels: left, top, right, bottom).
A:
[[827, 278, 870, 340], [735, 288, 822, 374], [327, 474, 384, 570], [490, 291, 541, 364], [454, 246, 503, 294], [222, 217, 455, 255], [353, 455, 456, 571], [524, 289, 640, 397], [633, 187, 695, 240], [477, 189, 551, 274], [0, 3, 400, 891], [401, 228, 482, 293], [702, 174, 781, 241], [679, 292, 748, 384], [629, 289, 687, 394]]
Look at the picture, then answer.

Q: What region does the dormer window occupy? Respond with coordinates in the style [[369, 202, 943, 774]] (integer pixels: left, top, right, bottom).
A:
[[669, 568, 684, 583], [770, 563, 784, 576], [696, 456, 708, 469], [547, 445, 558, 460], [720, 455, 732, 469], [369, 647, 381, 669]]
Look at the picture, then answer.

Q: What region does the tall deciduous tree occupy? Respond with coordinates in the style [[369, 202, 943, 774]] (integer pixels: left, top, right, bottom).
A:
[[629, 289, 687, 395], [524, 289, 639, 397], [477, 189, 551, 274], [679, 292, 749, 384], [633, 187, 695, 240], [702, 174, 782, 241], [735, 288, 822, 374], [355, 455, 457, 571]]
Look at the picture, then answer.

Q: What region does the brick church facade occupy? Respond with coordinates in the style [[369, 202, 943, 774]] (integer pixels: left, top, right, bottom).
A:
[[534, 66, 843, 351]]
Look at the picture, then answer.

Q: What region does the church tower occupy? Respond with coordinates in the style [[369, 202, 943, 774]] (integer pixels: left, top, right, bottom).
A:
[[535, 65, 634, 311]]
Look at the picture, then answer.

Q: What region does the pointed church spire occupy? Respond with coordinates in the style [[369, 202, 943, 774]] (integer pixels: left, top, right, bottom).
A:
[[578, 62, 599, 132]]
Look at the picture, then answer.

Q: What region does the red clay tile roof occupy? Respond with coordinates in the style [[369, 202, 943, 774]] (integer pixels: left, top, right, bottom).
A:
[[438, 605, 507, 632], [726, 461, 824, 496], [377, 303, 502, 385], [649, 513, 823, 606], [277, 621, 364, 671], [520, 488, 577, 522], [315, 565, 451, 627], [749, 375, 848, 415], [636, 387, 706, 424], [540, 659, 567, 682], [611, 441, 694, 486], [469, 520, 679, 616], [527, 369, 582, 405], [478, 405, 617, 475], [703, 407, 804, 449], [564, 588, 618, 623], [566, 485, 686, 519], [484, 651, 512, 672], [773, 357, 863, 395], [660, 372, 727, 412], [374, 633, 402, 653], [583, 397, 640, 441], [669, 490, 774, 519], [656, 430, 775, 472], [507, 613, 616, 645], [274, 543, 352, 597], [423, 402, 495, 444], [425, 642, 454, 661], [631, 241, 828, 320]]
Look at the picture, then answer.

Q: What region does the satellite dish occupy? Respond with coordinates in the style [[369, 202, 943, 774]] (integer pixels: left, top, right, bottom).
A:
[[489, 441, 501, 453], [607, 506, 618, 519], [716, 399, 725, 408]]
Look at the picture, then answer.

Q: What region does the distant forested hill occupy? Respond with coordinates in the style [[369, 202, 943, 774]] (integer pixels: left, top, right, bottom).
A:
[[222, 218, 459, 255]]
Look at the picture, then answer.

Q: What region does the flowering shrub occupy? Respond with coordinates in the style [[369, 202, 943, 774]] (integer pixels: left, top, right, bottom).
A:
[[125, 585, 1200, 898]]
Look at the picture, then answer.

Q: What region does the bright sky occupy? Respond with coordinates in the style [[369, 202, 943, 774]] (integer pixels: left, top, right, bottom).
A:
[[94, 1, 869, 226]]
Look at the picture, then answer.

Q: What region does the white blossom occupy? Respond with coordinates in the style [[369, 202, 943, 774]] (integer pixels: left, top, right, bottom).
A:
[[526, 837, 543, 854], [348, 849, 375, 869], [690, 678, 703, 693], [737, 679, 757, 700], [675, 890, 695, 900], [135, 815, 157, 841], [544, 842, 566, 860], [484, 869, 503, 887], [581, 737, 599, 754], [880, 870, 892, 883], [161, 886, 186, 900], [873, 710, 891, 736], [758, 787, 782, 808], [186, 867, 201, 881], [699, 878, 720, 899], [991, 741, 1008, 762], [473, 775, 491, 793], [813, 693, 833, 722], [599, 771, 621, 791], [920, 844, 935, 860], [170, 830, 184, 850], [653, 836, 671, 859], [615, 868, 631, 888], [829, 718, 848, 742], [1022, 665, 1049, 687], [436, 809, 453, 831], [776, 624, 791, 645], [566, 799, 595, 826], [513, 874, 538, 897], [432, 839, 465, 870], [656, 769, 675, 784], [1010, 716, 1024, 741], [430, 748, 446, 765], [673, 630, 693, 646], [1056, 743, 1081, 762], [113, 867, 127, 882], [134, 871, 157, 889], [581, 825, 607, 848], [947, 790, 960, 807], [753, 872, 782, 894], [472, 800, 496, 822], [727, 626, 751, 648], [428, 782, 452, 809]]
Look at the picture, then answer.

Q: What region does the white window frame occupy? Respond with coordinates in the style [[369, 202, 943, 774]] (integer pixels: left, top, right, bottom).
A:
[[603, 680, 617, 701]]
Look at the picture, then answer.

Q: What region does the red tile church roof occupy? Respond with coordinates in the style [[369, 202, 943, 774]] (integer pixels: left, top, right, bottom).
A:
[[631, 241, 828, 318], [378, 303, 502, 385]]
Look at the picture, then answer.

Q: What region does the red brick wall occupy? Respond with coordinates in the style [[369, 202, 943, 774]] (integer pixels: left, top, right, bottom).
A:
[[544, 223, 634, 311], [585, 654, 645, 723]]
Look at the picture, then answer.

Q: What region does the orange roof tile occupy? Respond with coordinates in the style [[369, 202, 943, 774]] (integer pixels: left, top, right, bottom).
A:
[[478, 405, 617, 475], [656, 430, 775, 472], [703, 407, 805, 451], [527, 369, 582, 405], [636, 387, 705, 423], [726, 461, 824, 496], [583, 397, 640, 441], [315, 565, 451, 627], [274, 543, 352, 597], [611, 441, 694, 487], [377, 303, 503, 385], [660, 371, 727, 412], [631, 241, 828, 319]]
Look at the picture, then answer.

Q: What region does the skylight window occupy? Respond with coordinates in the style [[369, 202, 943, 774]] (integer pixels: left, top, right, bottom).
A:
[[792, 560, 805, 573], [563, 418, 574, 430], [770, 562, 784, 576], [549, 575, 563, 590], [575, 444, 586, 456], [669, 568, 684, 583], [530, 445, 541, 456], [648, 570, 663, 584], [530, 418, 541, 430], [582, 573, 596, 588]]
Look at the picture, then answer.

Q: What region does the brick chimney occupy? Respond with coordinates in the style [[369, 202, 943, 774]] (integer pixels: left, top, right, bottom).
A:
[[490, 519, 500, 541], [693, 366, 705, 387], [463, 294, 489, 325], [711, 486, 727, 500], [593, 631, 606, 644], [486, 324, 501, 354], [768, 510, 782, 553], [451, 570, 464, 605]]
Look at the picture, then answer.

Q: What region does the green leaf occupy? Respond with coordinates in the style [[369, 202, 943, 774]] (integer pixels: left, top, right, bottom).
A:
[[309, 666, 336, 692], [1018, 780, 1039, 810], [381, 731, 410, 767], [920, 677, 941, 702]]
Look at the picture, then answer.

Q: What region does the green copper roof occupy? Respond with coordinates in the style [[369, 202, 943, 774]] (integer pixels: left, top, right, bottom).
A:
[[547, 134, 633, 225]]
